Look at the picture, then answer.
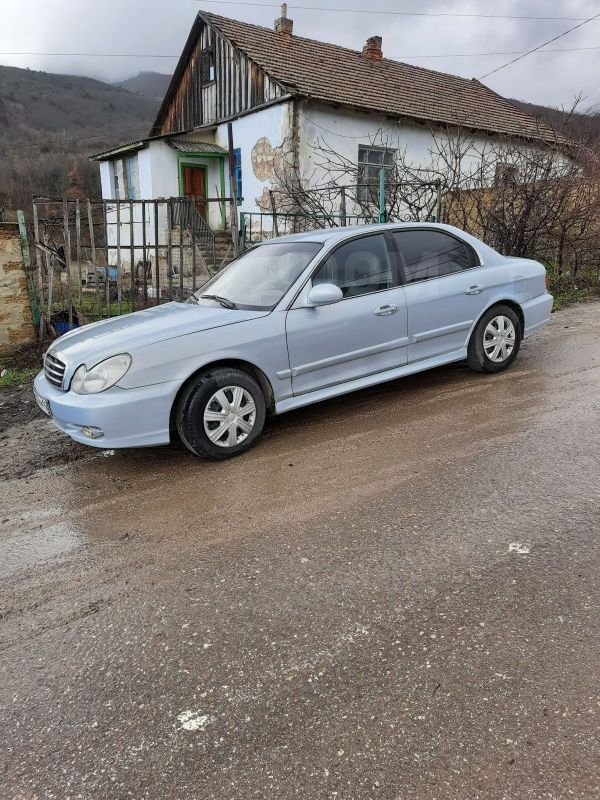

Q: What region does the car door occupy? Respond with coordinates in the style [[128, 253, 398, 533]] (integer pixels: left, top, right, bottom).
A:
[[285, 233, 408, 396], [391, 228, 489, 363]]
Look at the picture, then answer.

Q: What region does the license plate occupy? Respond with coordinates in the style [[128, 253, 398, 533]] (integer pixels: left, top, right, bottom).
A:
[[34, 388, 51, 417]]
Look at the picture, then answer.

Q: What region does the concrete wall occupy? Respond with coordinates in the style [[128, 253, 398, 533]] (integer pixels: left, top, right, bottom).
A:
[[0, 223, 35, 357]]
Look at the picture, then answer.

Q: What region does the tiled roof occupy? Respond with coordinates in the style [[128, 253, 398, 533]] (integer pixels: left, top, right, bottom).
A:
[[203, 12, 560, 143]]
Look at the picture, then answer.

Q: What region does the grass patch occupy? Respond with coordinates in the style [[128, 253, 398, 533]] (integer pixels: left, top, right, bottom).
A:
[[544, 259, 599, 312], [551, 286, 595, 311], [0, 368, 39, 388]]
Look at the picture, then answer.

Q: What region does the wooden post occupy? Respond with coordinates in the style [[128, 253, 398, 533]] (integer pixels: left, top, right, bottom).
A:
[[379, 168, 386, 224], [32, 202, 46, 335], [116, 199, 122, 315], [63, 198, 73, 328], [43, 228, 53, 324], [129, 200, 135, 312], [227, 122, 239, 256], [103, 201, 110, 317], [167, 200, 173, 300], [269, 190, 279, 237], [435, 180, 443, 223], [87, 199, 100, 320], [75, 199, 83, 310], [340, 187, 347, 227], [179, 199, 184, 299], [141, 199, 148, 305], [17, 209, 40, 331], [192, 197, 198, 292], [154, 201, 160, 305]]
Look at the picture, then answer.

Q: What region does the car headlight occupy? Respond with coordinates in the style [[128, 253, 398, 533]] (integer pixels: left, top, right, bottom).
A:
[[71, 354, 132, 394]]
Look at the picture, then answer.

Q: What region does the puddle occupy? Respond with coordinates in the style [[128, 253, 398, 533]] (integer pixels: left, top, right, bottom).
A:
[[0, 521, 84, 579]]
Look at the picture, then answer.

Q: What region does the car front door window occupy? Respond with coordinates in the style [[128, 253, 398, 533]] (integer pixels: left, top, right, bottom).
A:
[[313, 234, 393, 297]]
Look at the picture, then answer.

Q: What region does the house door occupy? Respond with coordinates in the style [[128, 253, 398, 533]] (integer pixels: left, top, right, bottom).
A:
[[182, 165, 207, 219]]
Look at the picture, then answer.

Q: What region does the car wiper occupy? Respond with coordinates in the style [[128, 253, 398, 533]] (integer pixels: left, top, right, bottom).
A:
[[200, 294, 238, 309], [187, 294, 200, 305]]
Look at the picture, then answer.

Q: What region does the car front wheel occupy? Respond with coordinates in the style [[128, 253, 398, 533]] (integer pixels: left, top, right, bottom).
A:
[[176, 368, 266, 460], [467, 305, 522, 373]]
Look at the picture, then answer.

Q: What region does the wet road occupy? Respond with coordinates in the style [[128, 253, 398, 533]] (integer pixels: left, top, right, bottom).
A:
[[1, 301, 600, 800]]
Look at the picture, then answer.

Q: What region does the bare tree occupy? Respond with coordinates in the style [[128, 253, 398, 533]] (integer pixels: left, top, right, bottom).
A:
[[268, 106, 600, 289]]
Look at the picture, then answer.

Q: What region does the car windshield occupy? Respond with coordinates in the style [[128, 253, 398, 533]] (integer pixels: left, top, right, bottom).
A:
[[194, 241, 322, 310]]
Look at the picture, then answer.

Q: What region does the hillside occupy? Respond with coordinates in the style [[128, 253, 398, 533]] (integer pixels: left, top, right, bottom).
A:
[[114, 71, 172, 102], [0, 64, 161, 215], [0, 65, 160, 146], [510, 98, 600, 145]]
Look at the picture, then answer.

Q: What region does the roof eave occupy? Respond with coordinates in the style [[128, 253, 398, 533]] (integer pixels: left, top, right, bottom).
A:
[[90, 140, 148, 162], [300, 95, 571, 148]]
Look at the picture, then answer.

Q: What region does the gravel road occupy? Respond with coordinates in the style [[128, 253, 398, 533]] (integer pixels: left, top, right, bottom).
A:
[[1, 301, 599, 799]]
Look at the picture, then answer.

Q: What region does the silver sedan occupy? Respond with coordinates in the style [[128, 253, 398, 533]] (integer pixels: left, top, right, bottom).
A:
[[34, 223, 553, 459]]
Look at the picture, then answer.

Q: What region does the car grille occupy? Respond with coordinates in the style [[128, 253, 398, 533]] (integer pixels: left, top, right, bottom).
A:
[[44, 352, 66, 389]]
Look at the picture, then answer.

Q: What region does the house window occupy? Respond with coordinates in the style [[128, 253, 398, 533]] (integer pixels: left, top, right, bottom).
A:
[[494, 163, 519, 186], [357, 146, 395, 204], [232, 148, 242, 203], [123, 155, 138, 200], [201, 49, 215, 84]]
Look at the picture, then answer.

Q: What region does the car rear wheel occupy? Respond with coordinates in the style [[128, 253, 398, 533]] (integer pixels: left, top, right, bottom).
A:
[[467, 305, 522, 373], [176, 368, 266, 460]]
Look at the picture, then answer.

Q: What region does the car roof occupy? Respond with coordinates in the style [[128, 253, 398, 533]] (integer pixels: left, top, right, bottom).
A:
[[261, 222, 500, 263]]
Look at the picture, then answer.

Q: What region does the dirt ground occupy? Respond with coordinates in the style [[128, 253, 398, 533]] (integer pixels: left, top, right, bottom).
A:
[[1, 300, 600, 799]]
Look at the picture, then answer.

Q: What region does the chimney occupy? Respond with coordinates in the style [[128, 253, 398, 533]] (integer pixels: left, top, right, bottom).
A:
[[274, 3, 293, 35], [362, 36, 382, 62]]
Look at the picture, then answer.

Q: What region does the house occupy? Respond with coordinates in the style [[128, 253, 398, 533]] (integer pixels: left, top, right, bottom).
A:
[[91, 4, 559, 266]]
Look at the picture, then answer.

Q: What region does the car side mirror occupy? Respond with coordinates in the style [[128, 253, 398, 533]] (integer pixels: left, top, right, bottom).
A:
[[306, 283, 343, 306]]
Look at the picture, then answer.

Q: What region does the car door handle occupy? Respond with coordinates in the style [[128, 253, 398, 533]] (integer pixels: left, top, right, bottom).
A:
[[375, 304, 398, 316], [465, 285, 484, 295]]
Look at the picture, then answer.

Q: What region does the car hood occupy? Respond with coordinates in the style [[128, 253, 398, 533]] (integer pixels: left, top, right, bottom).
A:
[[49, 302, 269, 367]]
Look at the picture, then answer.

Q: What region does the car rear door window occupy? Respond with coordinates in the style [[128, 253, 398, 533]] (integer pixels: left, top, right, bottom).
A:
[[312, 234, 394, 298], [393, 230, 479, 284]]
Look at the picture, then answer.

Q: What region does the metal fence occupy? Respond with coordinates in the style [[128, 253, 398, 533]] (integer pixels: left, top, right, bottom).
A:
[[240, 211, 376, 247], [31, 197, 226, 335]]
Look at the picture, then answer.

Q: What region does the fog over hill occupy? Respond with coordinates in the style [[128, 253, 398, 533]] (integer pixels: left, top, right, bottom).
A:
[[114, 71, 172, 102]]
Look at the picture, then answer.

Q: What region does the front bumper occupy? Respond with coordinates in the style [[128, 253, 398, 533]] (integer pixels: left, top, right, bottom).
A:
[[33, 372, 180, 448]]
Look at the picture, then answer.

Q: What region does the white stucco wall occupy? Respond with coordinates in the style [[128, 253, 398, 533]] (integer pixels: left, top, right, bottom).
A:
[[215, 101, 293, 216], [137, 148, 153, 198], [296, 103, 536, 219], [147, 141, 179, 199]]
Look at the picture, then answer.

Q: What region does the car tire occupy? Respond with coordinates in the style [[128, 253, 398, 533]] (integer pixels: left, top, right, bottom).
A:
[[467, 304, 522, 373], [176, 368, 266, 460]]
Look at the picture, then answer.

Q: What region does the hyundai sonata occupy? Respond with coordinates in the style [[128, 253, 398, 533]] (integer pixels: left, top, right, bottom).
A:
[[34, 223, 553, 459]]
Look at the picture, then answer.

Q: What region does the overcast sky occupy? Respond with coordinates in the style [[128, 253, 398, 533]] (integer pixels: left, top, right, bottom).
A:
[[2, 0, 600, 110]]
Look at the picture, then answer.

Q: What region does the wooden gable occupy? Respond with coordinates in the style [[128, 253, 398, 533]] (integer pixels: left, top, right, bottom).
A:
[[150, 16, 288, 136]]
